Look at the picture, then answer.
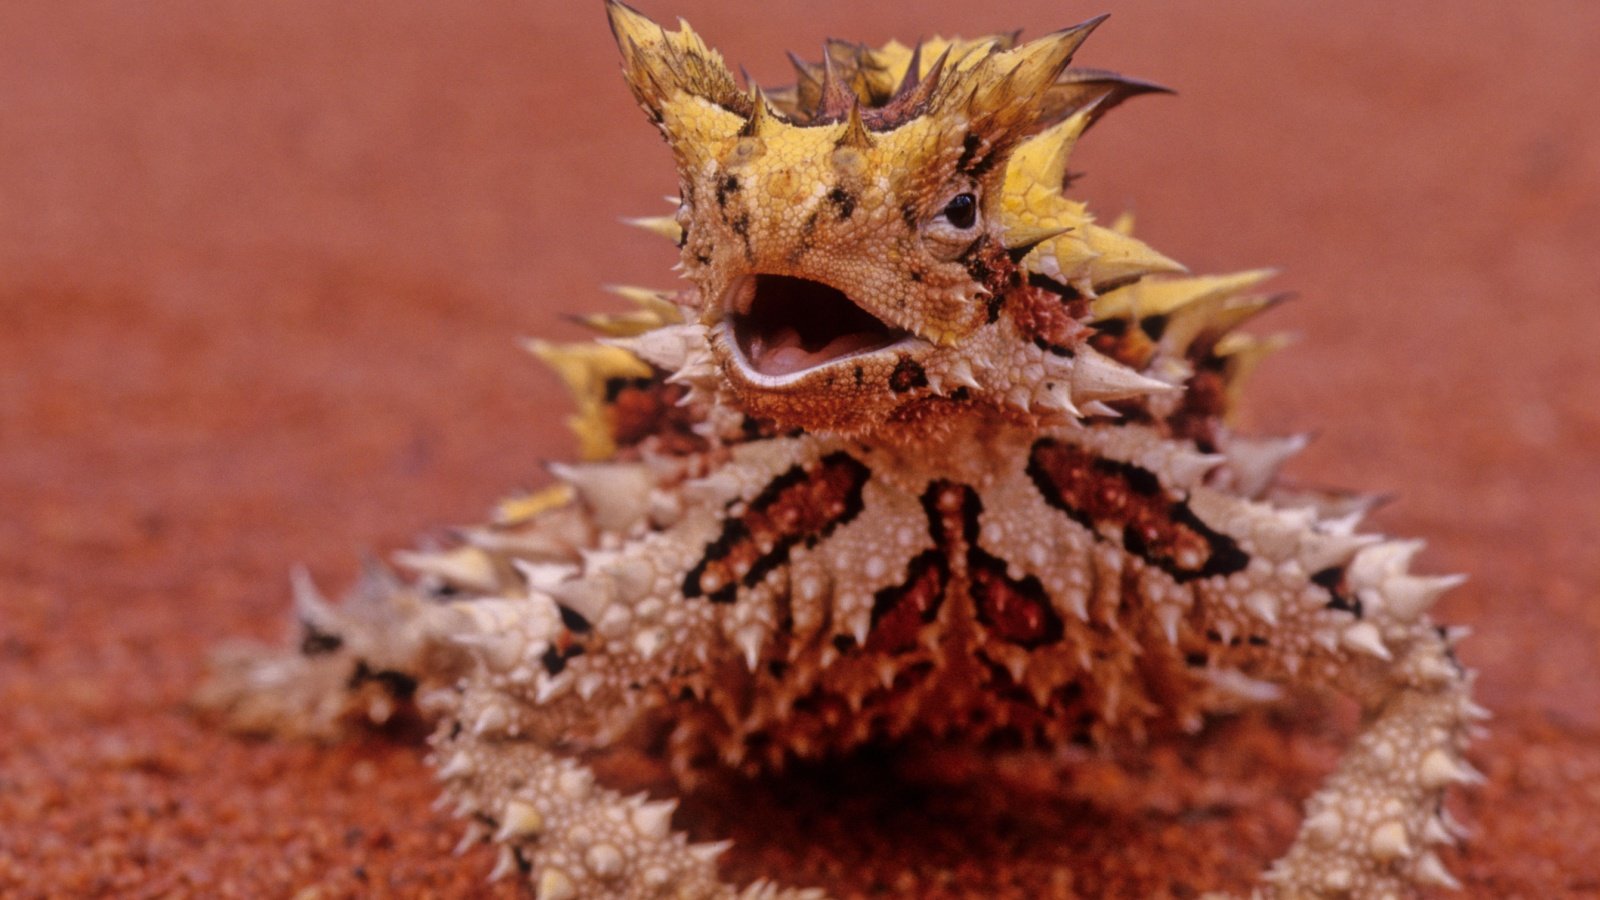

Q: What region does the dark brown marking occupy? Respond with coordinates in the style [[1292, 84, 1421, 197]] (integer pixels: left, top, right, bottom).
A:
[[603, 375, 654, 403], [715, 174, 739, 207], [920, 481, 1063, 650], [1026, 439, 1249, 582], [539, 611, 590, 675], [984, 293, 1005, 324], [855, 481, 969, 654], [889, 356, 928, 393], [788, 209, 822, 263], [684, 453, 871, 603], [347, 660, 417, 699], [299, 623, 343, 656], [866, 551, 949, 654], [955, 132, 983, 173], [557, 604, 592, 634], [541, 643, 584, 675], [969, 548, 1063, 648], [1032, 337, 1075, 357], [1027, 273, 1082, 301], [730, 212, 754, 261], [826, 186, 856, 220], [1313, 565, 1363, 618]]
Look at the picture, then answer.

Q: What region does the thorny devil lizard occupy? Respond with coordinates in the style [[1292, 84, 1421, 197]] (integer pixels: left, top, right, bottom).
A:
[[196, 3, 1486, 898]]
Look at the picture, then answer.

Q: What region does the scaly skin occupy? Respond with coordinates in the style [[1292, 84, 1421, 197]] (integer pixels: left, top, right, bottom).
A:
[[195, 3, 1484, 897]]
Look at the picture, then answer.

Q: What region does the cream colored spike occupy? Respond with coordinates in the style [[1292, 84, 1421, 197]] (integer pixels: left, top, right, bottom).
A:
[[620, 214, 682, 245], [1158, 291, 1284, 359], [547, 460, 656, 533], [1091, 269, 1276, 322], [572, 285, 683, 337], [1067, 345, 1177, 403], [392, 546, 500, 594], [1077, 222, 1187, 288]]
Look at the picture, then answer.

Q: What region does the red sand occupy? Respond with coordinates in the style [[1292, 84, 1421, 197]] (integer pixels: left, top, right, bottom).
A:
[[3, 1, 1598, 897]]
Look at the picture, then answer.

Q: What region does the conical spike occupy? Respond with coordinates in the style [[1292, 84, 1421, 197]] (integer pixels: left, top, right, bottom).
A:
[[569, 308, 662, 338], [891, 40, 924, 99], [1003, 223, 1073, 263], [1069, 346, 1176, 403], [836, 98, 873, 149], [740, 84, 780, 138], [785, 50, 822, 120], [1415, 852, 1461, 890], [1036, 69, 1174, 133], [818, 48, 856, 119], [939, 15, 1107, 151], [620, 214, 682, 245], [1161, 290, 1289, 358], [1092, 270, 1277, 322], [392, 546, 499, 594], [1078, 223, 1187, 287], [290, 565, 334, 628], [872, 43, 952, 127], [604, 283, 678, 313], [606, 1, 745, 152]]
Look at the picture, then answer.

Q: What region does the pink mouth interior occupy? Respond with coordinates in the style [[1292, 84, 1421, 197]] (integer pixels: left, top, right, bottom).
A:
[[730, 274, 906, 377]]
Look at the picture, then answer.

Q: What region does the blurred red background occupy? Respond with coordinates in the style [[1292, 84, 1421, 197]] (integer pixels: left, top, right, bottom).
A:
[[3, 1, 1597, 896]]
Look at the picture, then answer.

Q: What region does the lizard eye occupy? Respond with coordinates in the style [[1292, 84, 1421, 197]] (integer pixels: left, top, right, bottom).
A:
[[941, 193, 978, 230]]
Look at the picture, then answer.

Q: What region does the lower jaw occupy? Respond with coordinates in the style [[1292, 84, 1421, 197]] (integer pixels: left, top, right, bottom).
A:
[[723, 326, 913, 389]]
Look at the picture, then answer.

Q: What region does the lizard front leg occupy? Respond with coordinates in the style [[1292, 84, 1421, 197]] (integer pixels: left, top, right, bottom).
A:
[[1180, 490, 1484, 898], [1258, 633, 1479, 898], [427, 576, 830, 900], [425, 440, 846, 898]]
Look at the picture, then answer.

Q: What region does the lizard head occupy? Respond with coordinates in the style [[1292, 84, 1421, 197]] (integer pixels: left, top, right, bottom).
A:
[[607, 2, 1185, 437]]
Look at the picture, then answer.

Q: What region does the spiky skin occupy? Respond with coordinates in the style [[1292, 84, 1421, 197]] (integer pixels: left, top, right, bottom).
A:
[[195, 4, 1483, 898]]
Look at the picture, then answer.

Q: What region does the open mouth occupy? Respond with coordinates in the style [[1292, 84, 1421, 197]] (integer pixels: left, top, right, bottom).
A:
[[725, 274, 910, 379]]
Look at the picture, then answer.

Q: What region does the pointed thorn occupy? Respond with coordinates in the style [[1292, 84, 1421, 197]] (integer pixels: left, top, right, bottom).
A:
[[1415, 852, 1462, 890], [688, 839, 733, 864], [454, 822, 485, 856], [436, 751, 472, 780], [488, 845, 517, 882], [496, 799, 545, 840], [1342, 621, 1391, 660], [836, 97, 873, 149], [632, 799, 677, 840], [1369, 820, 1413, 861], [1004, 225, 1072, 264]]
